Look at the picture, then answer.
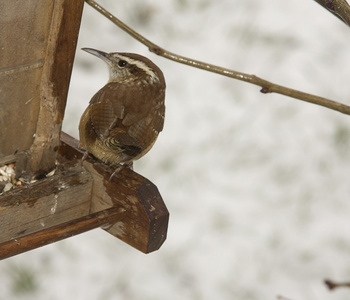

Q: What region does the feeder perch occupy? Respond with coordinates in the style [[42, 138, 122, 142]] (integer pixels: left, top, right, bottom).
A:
[[0, 0, 169, 260]]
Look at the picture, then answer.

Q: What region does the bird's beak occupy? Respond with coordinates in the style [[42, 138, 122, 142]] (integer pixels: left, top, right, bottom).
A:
[[82, 48, 112, 65]]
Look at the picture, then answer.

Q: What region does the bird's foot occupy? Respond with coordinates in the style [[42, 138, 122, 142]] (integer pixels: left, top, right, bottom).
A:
[[109, 162, 134, 182], [124, 161, 134, 171]]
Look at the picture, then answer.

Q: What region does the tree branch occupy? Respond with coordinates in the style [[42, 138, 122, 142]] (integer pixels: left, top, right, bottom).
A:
[[324, 279, 350, 290], [277, 296, 294, 300], [313, 0, 350, 26], [85, 0, 350, 116]]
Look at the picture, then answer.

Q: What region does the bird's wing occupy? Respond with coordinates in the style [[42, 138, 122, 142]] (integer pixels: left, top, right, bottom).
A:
[[121, 85, 165, 131], [88, 82, 165, 156], [89, 83, 126, 140], [105, 128, 142, 157], [88, 83, 142, 156]]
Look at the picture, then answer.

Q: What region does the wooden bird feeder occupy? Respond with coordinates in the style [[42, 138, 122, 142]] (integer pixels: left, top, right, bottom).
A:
[[0, 0, 169, 260]]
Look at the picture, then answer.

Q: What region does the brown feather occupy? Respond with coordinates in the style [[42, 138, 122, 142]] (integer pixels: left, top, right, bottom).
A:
[[79, 51, 166, 166]]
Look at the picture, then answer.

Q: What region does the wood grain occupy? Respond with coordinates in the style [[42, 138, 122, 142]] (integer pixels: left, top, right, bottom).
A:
[[0, 132, 169, 259]]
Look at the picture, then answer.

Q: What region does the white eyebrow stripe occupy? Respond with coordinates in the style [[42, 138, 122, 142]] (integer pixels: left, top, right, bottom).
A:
[[118, 55, 159, 82]]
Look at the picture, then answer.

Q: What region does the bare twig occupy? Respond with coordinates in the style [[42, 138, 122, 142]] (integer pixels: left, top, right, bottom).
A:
[[325, 279, 350, 290], [277, 295, 294, 300], [313, 0, 350, 26], [85, 0, 350, 116]]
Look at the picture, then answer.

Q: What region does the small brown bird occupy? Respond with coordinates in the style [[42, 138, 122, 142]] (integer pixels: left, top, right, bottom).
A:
[[79, 48, 166, 173]]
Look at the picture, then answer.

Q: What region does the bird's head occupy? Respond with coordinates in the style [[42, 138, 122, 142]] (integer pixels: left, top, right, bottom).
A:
[[82, 48, 164, 85]]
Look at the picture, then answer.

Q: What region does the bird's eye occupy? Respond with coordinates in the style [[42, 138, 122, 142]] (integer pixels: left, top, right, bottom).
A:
[[118, 60, 127, 67]]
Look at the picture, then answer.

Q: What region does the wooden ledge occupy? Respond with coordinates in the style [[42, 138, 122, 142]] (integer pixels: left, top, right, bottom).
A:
[[0, 132, 169, 260]]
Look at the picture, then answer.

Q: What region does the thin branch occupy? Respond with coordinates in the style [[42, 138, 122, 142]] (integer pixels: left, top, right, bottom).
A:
[[277, 296, 294, 300], [324, 279, 350, 290], [85, 0, 350, 116], [313, 0, 350, 26]]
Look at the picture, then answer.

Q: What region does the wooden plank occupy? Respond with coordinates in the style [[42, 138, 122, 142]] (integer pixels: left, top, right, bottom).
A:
[[0, 0, 53, 157], [0, 132, 169, 258], [0, 0, 84, 179], [0, 207, 126, 260], [59, 132, 169, 253], [85, 163, 169, 253], [0, 167, 93, 242], [25, 0, 85, 179]]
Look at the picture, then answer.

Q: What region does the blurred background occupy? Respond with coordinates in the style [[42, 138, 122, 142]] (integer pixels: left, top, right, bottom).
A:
[[2, 0, 350, 299]]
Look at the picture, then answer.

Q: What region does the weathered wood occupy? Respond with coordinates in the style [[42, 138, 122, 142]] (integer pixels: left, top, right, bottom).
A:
[[86, 163, 169, 253], [59, 132, 169, 253], [0, 132, 169, 258], [25, 0, 85, 179], [0, 167, 92, 242], [0, 1, 168, 259], [0, 1, 51, 157], [0, 207, 126, 260], [0, 0, 84, 179]]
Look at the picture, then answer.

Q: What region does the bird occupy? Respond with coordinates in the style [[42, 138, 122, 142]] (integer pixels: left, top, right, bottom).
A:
[[79, 48, 166, 176]]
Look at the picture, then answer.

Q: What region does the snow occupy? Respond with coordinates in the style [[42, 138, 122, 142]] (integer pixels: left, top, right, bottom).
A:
[[2, 0, 350, 299]]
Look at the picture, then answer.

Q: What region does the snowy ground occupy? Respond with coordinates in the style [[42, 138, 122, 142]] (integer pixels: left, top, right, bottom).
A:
[[2, 0, 350, 299]]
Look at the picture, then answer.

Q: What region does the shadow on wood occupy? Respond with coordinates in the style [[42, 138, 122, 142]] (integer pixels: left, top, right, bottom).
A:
[[0, 132, 169, 260]]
